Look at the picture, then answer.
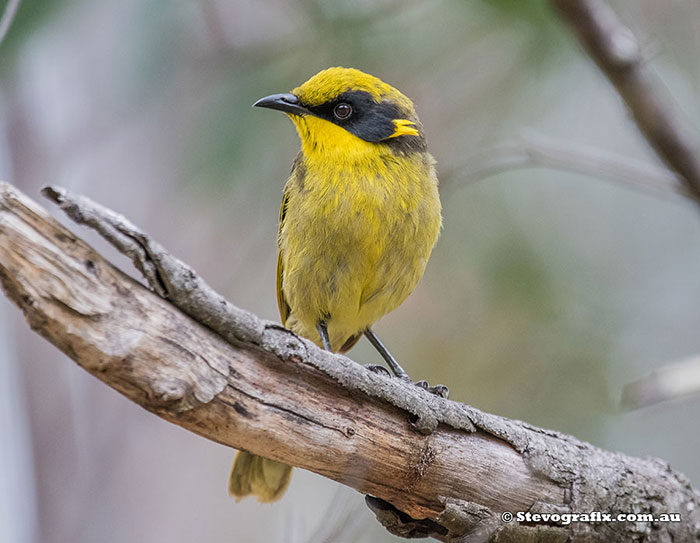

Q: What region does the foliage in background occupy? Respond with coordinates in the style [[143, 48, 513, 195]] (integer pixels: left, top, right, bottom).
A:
[[1, 1, 699, 542]]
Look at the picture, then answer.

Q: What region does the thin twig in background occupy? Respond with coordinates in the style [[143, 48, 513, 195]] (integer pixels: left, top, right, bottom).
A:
[[622, 354, 700, 410], [2, 181, 699, 542], [551, 0, 700, 409], [0, 0, 22, 48], [552, 0, 700, 205], [440, 131, 689, 201]]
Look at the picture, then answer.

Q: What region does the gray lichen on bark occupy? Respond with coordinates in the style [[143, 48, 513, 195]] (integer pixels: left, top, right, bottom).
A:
[[33, 183, 700, 542]]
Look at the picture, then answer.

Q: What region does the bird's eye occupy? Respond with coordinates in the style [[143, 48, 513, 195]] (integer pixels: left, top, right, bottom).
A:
[[333, 103, 353, 120]]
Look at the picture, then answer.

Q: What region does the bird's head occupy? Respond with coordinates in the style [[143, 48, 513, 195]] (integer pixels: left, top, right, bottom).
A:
[[253, 67, 426, 156]]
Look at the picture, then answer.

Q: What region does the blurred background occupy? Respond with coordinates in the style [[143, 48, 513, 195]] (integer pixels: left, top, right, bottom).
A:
[[1, 0, 700, 542]]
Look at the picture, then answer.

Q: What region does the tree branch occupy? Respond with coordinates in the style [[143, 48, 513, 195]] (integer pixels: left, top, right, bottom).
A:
[[440, 132, 689, 201], [622, 354, 700, 410], [0, 181, 698, 542], [552, 0, 700, 205], [0, 0, 22, 48]]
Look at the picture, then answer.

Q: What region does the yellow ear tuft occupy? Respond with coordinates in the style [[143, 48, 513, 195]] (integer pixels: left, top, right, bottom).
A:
[[389, 119, 419, 138]]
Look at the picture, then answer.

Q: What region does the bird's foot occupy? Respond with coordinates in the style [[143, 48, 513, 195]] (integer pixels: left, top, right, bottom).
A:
[[364, 364, 392, 377], [364, 365, 449, 399], [415, 380, 450, 399]]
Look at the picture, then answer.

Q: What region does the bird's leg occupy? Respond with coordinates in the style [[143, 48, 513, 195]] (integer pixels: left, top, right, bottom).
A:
[[364, 328, 410, 380], [316, 321, 333, 352], [364, 328, 449, 398]]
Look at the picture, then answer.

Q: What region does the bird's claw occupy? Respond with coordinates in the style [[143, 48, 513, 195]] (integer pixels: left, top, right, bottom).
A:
[[365, 367, 449, 399], [365, 364, 392, 377], [428, 384, 449, 399], [415, 380, 449, 399]]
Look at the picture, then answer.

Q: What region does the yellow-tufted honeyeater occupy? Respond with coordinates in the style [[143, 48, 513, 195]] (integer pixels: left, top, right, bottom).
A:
[[229, 67, 444, 503]]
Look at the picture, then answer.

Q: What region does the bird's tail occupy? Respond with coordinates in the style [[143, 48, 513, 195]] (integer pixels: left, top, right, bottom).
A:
[[229, 451, 293, 503]]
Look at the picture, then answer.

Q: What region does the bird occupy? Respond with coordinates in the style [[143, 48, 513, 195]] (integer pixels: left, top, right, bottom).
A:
[[228, 67, 443, 503]]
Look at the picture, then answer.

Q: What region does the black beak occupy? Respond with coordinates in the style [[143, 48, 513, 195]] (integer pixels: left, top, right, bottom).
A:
[[253, 93, 309, 116]]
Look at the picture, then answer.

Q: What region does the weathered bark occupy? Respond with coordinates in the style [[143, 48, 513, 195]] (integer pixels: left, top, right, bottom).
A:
[[0, 181, 698, 542]]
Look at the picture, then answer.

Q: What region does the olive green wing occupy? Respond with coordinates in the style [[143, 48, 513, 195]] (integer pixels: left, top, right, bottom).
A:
[[276, 190, 291, 326]]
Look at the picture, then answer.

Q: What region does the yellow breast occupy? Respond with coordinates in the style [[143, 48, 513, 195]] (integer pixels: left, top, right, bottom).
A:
[[278, 117, 441, 350]]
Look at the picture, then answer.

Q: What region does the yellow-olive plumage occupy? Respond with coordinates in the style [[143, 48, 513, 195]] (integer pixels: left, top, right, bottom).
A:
[[229, 67, 441, 502]]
